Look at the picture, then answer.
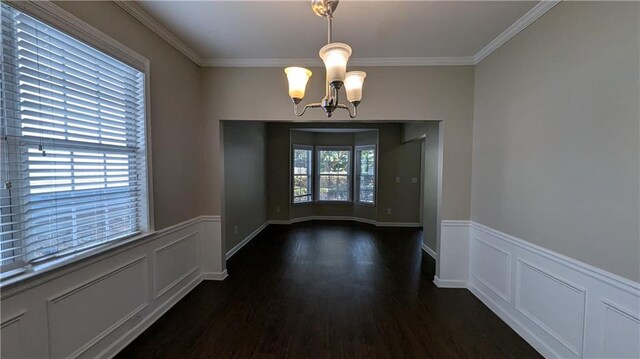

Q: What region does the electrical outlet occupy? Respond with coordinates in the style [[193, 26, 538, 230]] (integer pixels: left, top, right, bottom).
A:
[[276, 206, 281, 213], [411, 177, 418, 184], [395, 176, 401, 183], [387, 208, 392, 215], [234, 225, 238, 235]]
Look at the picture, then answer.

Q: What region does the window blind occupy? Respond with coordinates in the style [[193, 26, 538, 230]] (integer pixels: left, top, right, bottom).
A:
[[0, 4, 147, 273]]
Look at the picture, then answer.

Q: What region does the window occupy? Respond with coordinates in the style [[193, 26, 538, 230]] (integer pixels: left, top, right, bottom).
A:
[[355, 146, 376, 204], [0, 4, 148, 275], [317, 147, 351, 201], [292, 146, 313, 203]]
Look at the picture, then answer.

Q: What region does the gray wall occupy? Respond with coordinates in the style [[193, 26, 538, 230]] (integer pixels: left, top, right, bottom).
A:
[[55, 1, 204, 230], [267, 123, 422, 224], [200, 66, 475, 222], [422, 123, 441, 252], [402, 122, 441, 251], [472, 2, 640, 281], [222, 121, 268, 252]]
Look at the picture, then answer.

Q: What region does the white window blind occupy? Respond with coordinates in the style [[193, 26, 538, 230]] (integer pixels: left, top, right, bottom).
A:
[[0, 4, 148, 274]]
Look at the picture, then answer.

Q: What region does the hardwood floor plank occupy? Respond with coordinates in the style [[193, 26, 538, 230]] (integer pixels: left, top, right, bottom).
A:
[[117, 221, 541, 358]]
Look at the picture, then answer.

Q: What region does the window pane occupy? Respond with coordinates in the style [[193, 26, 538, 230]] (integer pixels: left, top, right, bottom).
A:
[[293, 174, 311, 203], [359, 149, 375, 175], [359, 175, 375, 203], [319, 175, 349, 201], [292, 147, 312, 203], [319, 150, 350, 174], [293, 149, 311, 175], [356, 147, 376, 204]]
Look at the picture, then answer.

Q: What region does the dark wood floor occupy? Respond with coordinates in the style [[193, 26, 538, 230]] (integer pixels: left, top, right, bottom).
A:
[[117, 221, 540, 358]]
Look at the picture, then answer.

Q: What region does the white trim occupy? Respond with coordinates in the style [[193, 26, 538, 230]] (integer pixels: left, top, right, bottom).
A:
[[45, 257, 149, 358], [441, 220, 472, 227], [112, 0, 203, 66], [199, 215, 222, 222], [0, 216, 226, 358], [472, 222, 639, 294], [1, 215, 221, 298], [0, 309, 27, 329], [97, 273, 204, 358], [433, 276, 467, 289], [420, 243, 437, 260], [106, 0, 557, 67], [152, 232, 199, 299], [201, 270, 228, 281], [376, 222, 421, 228], [467, 221, 640, 358], [472, 0, 560, 64], [468, 282, 558, 358], [266, 220, 291, 225], [225, 222, 269, 260], [269, 216, 420, 228]]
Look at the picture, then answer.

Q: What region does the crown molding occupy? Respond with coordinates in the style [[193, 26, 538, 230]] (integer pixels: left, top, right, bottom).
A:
[[113, 0, 203, 66], [473, 0, 560, 64], [201, 58, 322, 68], [202, 57, 474, 67], [113, 0, 559, 68]]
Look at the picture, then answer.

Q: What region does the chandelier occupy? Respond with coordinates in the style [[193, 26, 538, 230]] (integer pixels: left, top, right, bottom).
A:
[[284, 0, 366, 118]]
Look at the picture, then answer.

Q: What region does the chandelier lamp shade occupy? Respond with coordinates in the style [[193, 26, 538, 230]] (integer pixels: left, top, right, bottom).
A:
[[284, 0, 366, 118]]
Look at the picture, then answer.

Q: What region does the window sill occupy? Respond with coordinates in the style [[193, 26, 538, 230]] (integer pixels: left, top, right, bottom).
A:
[[354, 202, 376, 207], [291, 200, 376, 206], [0, 230, 155, 291]]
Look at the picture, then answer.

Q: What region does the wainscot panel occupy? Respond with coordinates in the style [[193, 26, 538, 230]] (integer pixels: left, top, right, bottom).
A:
[[0, 215, 223, 358]]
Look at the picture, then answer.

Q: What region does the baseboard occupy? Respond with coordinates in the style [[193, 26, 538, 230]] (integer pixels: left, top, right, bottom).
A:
[[468, 282, 557, 358], [225, 222, 269, 260], [376, 221, 421, 227], [201, 270, 228, 281], [269, 216, 420, 228], [420, 243, 437, 260], [433, 275, 468, 288], [266, 220, 291, 225], [100, 274, 204, 358]]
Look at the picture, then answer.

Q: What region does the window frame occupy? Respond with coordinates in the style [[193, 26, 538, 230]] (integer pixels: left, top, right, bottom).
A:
[[315, 146, 353, 203], [354, 145, 377, 206], [0, 1, 154, 284], [291, 145, 314, 204]]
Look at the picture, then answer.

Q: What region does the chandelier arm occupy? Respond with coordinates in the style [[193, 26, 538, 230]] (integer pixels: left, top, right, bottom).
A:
[[294, 102, 322, 117], [336, 103, 357, 118]]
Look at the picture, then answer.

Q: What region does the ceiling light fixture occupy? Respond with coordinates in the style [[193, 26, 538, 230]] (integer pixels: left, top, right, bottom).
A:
[[285, 0, 366, 118]]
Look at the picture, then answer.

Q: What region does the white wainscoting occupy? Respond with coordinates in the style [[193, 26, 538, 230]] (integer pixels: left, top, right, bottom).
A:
[[0, 215, 224, 359], [435, 220, 640, 358], [434, 220, 470, 288]]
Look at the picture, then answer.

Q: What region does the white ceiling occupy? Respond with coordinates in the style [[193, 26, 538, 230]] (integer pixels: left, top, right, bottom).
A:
[[134, 0, 540, 65]]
